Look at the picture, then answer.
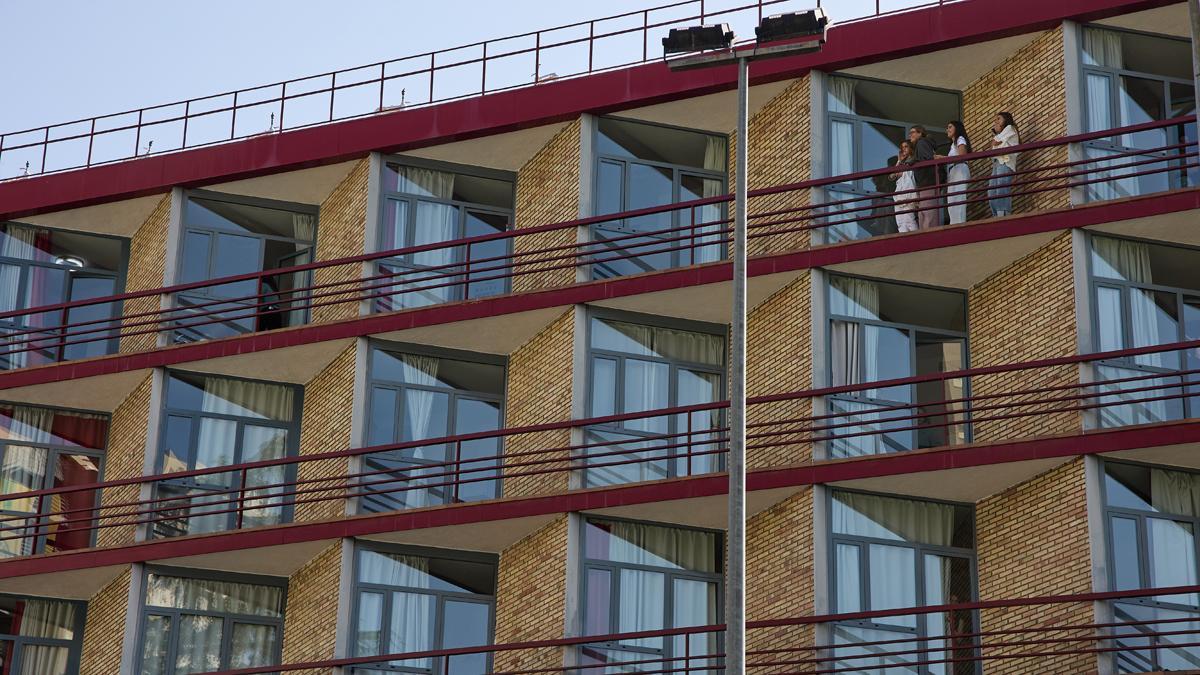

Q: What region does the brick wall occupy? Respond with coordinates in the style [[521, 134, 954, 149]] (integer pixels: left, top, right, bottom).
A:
[[731, 76, 813, 257], [976, 458, 1095, 674], [967, 232, 1079, 442], [503, 310, 574, 498], [494, 516, 569, 671], [79, 568, 132, 675], [747, 273, 813, 468], [294, 344, 356, 522], [312, 158, 369, 324], [97, 376, 152, 548], [120, 195, 170, 353], [512, 120, 581, 293], [747, 489, 814, 666], [281, 542, 343, 674], [962, 27, 1069, 219]]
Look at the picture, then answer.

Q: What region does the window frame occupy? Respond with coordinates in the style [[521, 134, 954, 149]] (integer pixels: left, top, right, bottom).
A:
[[349, 541, 498, 674], [137, 565, 288, 675], [152, 369, 304, 538], [0, 592, 87, 674]]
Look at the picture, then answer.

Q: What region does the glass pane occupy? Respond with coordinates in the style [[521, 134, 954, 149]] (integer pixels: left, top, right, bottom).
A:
[[0, 445, 47, 512], [357, 550, 496, 594], [626, 164, 674, 236], [175, 614, 223, 675], [1146, 518, 1198, 605], [229, 623, 277, 669], [679, 174, 725, 265], [865, 324, 912, 403], [870, 544, 916, 627], [862, 123, 907, 187], [367, 387, 399, 447], [591, 357, 617, 418], [585, 568, 612, 635], [370, 350, 504, 392], [45, 453, 101, 553], [464, 211, 510, 299], [381, 199, 410, 250], [1111, 516, 1143, 592], [241, 425, 289, 528], [186, 198, 316, 242], [443, 601, 491, 675], [179, 231, 212, 285], [19, 644, 70, 675], [1086, 73, 1114, 133], [1119, 76, 1168, 149], [356, 591, 385, 656], [1129, 289, 1180, 369], [194, 417, 236, 472], [590, 319, 724, 365], [597, 160, 625, 217], [835, 543, 862, 612], [584, 518, 720, 572], [1105, 463, 1154, 511], [622, 359, 669, 433], [211, 233, 263, 295], [832, 624, 920, 674], [597, 117, 724, 171], [168, 372, 295, 421], [62, 276, 118, 361], [674, 369, 722, 476], [140, 614, 172, 675], [1113, 602, 1200, 673], [914, 335, 967, 449], [389, 592, 435, 670], [672, 578, 719, 664], [826, 397, 914, 458], [1096, 364, 1185, 428], [617, 569, 664, 649], [454, 397, 502, 503], [1096, 286, 1126, 352], [832, 491, 972, 548], [411, 201, 459, 270], [830, 120, 855, 177]]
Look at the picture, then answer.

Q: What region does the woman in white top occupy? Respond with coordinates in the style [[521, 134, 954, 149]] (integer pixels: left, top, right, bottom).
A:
[[939, 121, 972, 225], [890, 140, 918, 233], [989, 112, 1020, 217]]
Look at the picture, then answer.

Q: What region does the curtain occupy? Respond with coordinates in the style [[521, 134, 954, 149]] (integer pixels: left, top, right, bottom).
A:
[[0, 226, 37, 370], [16, 598, 75, 638], [229, 623, 276, 668], [1096, 286, 1125, 352], [1146, 517, 1198, 604], [359, 550, 432, 587], [400, 354, 439, 441], [1152, 468, 1200, 517], [396, 167, 454, 200], [624, 359, 669, 437], [201, 377, 294, 421], [828, 78, 857, 181], [869, 544, 917, 626], [290, 214, 316, 243], [832, 491, 958, 547], [603, 520, 717, 571], [828, 77, 857, 115], [9, 406, 54, 444], [18, 645, 69, 675], [356, 552, 435, 666], [600, 320, 724, 366], [618, 568, 665, 649], [176, 614, 223, 673], [1083, 28, 1123, 68], [830, 277, 881, 387], [694, 138, 728, 265], [1093, 238, 1170, 369], [671, 578, 716, 658], [145, 574, 284, 616], [835, 544, 862, 612]]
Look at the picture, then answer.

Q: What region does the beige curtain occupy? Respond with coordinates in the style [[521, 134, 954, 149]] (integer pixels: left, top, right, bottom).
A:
[[832, 491, 958, 547], [145, 573, 284, 616], [201, 376, 295, 421]]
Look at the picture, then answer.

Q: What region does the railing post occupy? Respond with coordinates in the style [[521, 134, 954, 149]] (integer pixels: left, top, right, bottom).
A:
[[535, 32, 541, 82], [642, 10, 649, 62], [588, 22, 595, 73], [280, 82, 288, 130], [429, 53, 437, 102], [40, 127, 49, 175], [376, 66, 385, 114], [134, 110, 143, 160], [86, 118, 96, 167], [463, 242, 472, 300], [181, 100, 190, 149], [231, 91, 240, 140], [481, 43, 488, 95], [329, 73, 337, 122]]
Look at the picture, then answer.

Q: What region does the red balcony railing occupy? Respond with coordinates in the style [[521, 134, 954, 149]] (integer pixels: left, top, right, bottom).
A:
[[0, 335, 1196, 558], [0, 115, 1195, 369], [193, 584, 1200, 674]]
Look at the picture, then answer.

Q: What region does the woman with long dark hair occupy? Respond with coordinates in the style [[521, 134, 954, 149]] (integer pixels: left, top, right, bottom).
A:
[[943, 121, 972, 224], [989, 112, 1020, 217]]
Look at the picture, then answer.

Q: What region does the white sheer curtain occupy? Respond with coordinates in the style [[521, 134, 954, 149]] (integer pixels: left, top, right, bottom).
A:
[[830, 277, 881, 387], [618, 568, 665, 649], [828, 77, 857, 179], [603, 320, 724, 366], [1083, 27, 1123, 68], [229, 624, 276, 668], [828, 77, 856, 115], [695, 137, 728, 264], [869, 544, 917, 625], [290, 213, 316, 243], [1152, 468, 1200, 516], [358, 552, 434, 666], [605, 520, 716, 570], [145, 574, 284, 616], [12, 599, 75, 674], [201, 377, 294, 421], [400, 354, 439, 441], [832, 491, 957, 547], [0, 226, 38, 369]]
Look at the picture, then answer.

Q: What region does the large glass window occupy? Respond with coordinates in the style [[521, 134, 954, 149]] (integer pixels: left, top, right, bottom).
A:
[[826, 275, 968, 458], [376, 161, 514, 310], [0, 404, 107, 557], [825, 76, 961, 241], [1089, 235, 1200, 427], [0, 594, 84, 675], [585, 315, 726, 487], [1102, 461, 1200, 672], [830, 490, 977, 674], [592, 117, 728, 279], [362, 344, 505, 512], [580, 517, 722, 672], [153, 372, 301, 539], [0, 222, 125, 369], [351, 544, 496, 674], [139, 569, 285, 675], [173, 192, 317, 342], [1080, 26, 1196, 201]]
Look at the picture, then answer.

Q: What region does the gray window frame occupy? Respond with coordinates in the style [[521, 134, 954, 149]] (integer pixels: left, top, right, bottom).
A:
[[579, 515, 724, 664], [584, 308, 728, 484], [591, 116, 729, 278], [0, 401, 109, 556], [361, 340, 507, 511], [827, 488, 979, 674], [349, 541, 498, 674], [137, 565, 288, 675], [0, 593, 87, 674], [152, 369, 303, 538], [376, 156, 516, 308]]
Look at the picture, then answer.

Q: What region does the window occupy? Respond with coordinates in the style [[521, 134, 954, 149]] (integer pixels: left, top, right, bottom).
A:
[[826, 275, 968, 458], [1089, 235, 1200, 427], [0, 404, 107, 557], [585, 315, 726, 486], [1102, 461, 1200, 672], [351, 544, 496, 674], [824, 76, 961, 241], [0, 594, 84, 675], [580, 517, 722, 671], [592, 117, 728, 279], [0, 222, 125, 369], [153, 372, 301, 538], [174, 192, 318, 342], [362, 344, 505, 511], [139, 569, 285, 675], [830, 490, 977, 674], [1080, 26, 1196, 201], [376, 161, 514, 310]]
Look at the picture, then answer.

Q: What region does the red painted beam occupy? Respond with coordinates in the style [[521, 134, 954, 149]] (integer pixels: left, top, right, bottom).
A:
[[0, 0, 1176, 220]]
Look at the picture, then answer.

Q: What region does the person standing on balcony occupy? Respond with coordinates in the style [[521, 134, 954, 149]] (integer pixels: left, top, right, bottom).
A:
[[890, 141, 919, 233], [989, 112, 1020, 217], [908, 125, 940, 229], [937, 121, 972, 225]]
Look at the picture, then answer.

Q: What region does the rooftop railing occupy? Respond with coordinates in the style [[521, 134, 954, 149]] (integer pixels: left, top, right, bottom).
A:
[[0, 335, 1196, 559], [0, 0, 963, 181], [0, 115, 1195, 370]]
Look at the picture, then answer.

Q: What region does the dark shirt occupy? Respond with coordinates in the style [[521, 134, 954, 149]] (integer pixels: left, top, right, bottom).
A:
[[913, 136, 936, 187]]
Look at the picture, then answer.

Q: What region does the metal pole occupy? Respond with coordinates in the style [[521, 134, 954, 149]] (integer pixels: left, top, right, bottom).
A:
[[1190, 0, 1200, 160], [725, 54, 748, 675]]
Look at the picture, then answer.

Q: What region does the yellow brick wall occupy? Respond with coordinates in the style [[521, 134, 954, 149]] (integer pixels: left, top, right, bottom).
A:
[[503, 310, 574, 498], [967, 232, 1079, 442], [963, 27, 1069, 219], [97, 376, 152, 548], [312, 158, 369, 324], [976, 458, 1095, 674], [281, 542, 343, 674], [120, 195, 170, 353], [79, 568, 131, 675], [512, 120, 581, 293], [747, 273, 813, 469], [494, 516, 569, 671], [747, 489, 814, 666], [294, 344, 356, 523], [731, 76, 812, 257]]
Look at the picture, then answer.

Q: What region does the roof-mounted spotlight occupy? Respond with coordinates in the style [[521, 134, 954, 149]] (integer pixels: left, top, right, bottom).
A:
[[662, 23, 735, 55], [755, 9, 828, 44]]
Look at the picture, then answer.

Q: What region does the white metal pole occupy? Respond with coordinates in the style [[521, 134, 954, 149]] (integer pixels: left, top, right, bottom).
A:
[[726, 54, 748, 675]]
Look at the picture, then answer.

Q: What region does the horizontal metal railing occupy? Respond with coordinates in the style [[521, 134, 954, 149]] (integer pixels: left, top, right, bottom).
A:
[[194, 583, 1200, 674], [0, 335, 1196, 558], [0, 115, 1194, 370]]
